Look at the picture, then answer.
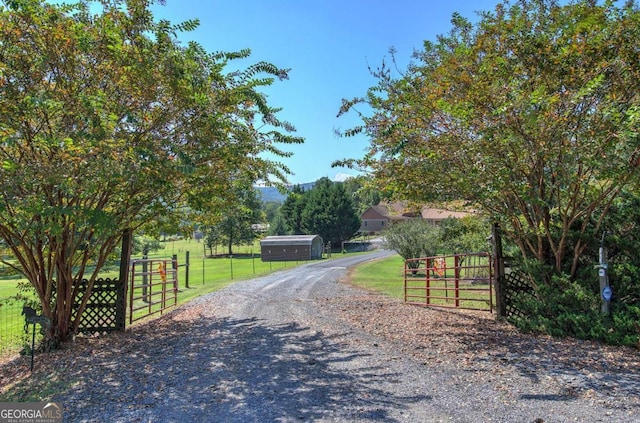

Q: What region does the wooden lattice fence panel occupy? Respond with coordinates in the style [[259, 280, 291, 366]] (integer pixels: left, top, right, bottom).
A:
[[503, 269, 536, 319], [72, 278, 125, 334]]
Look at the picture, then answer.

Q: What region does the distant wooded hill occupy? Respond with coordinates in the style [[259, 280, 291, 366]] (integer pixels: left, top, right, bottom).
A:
[[255, 182, 315, 203]]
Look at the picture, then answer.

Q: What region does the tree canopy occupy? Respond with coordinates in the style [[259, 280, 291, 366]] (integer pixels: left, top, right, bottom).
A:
[[278, 178, 361, 246], [342, 175, 382, 215], [0, 0, 302, 342], [203, 181, 263, 256], [279, 184, 306, 235], [301, 177, 361, 246], [339, 0, 640, 279]]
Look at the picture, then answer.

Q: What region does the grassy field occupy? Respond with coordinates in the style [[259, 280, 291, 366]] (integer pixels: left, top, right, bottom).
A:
[[0, 238, 356, 357], [347, 254, 407, 299]]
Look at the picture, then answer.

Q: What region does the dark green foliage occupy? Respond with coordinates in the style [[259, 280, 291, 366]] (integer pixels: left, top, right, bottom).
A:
[[205, 186, 263, 255], [268, 212, 288, 236], [509, 278, 640, 347], [261, 201, 281, 224], [280, 185, 306, 235], [132, 236, 162, 255], [576, 189, 640, 307], [301, 178, 361, 246], [342, 175, 382, 215], [278, 178, 361, 245], [204, 225, 222, 256], [509, 263, 640, 347], [492, 185, 640, 346]]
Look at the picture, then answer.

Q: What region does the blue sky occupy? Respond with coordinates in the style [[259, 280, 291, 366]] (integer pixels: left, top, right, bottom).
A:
[[150, 0, 504, 184]]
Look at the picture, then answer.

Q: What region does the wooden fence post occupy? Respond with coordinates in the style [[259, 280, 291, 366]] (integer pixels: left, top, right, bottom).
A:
[[185, 251, 190, 288], [491, 223, 507, 318], [116, 228, 132, 331], [172, 254, 178, 288]]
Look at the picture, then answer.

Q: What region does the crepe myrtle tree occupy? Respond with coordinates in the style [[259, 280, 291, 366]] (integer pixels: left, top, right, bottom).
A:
[[0, 0, 302, 344], [338, 0, 640, 281]]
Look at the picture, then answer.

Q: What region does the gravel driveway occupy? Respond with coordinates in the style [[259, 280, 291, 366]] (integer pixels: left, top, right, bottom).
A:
[[3, 250, 639, 422]]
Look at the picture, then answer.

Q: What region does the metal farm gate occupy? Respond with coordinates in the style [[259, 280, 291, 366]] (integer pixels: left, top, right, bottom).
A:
[[404, 253, 494, 312], [128, 257, 179, 324]]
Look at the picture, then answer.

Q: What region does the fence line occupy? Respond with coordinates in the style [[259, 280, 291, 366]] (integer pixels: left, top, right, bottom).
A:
[[0, 300, 34, 360]]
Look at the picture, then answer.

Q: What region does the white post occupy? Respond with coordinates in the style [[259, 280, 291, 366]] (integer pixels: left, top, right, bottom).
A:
[[597, 232, 611, 315]]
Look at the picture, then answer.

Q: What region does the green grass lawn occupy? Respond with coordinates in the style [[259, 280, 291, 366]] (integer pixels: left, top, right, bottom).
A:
[[0, 280, 18, 299], [348, 254, 407, 299]]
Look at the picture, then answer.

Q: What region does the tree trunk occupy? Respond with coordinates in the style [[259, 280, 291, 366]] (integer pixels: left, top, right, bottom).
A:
[[52, 274, 75, 344]]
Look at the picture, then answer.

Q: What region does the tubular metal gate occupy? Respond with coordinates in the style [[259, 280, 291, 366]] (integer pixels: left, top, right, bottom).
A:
[[128, 258, 178, 324], [404, 253, 494, 312]]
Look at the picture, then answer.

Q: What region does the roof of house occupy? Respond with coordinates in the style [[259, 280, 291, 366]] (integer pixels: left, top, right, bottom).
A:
[[384, 201, 421, 217], [420, 208, 470, 220], [369, 204, 391, 217], [260, 235, 322, 246], [361, 202, 472, 221], [361, 204, 408, 221]]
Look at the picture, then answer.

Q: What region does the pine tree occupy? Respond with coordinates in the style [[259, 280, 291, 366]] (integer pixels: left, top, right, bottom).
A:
[[280, 185, 306, 234], [269, 212, 288, 236], [302, 178, 361, 245]]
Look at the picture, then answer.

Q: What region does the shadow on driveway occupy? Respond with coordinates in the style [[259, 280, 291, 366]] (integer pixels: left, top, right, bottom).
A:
[[55, 314, 431, 422]]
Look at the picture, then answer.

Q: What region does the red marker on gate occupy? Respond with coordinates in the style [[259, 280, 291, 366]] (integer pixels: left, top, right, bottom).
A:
[[158, 262, 167, 282], [434, 257, 446, 276]]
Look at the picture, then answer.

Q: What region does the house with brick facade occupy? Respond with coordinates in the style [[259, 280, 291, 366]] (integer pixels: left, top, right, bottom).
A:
[[359, 202, 471, 234]]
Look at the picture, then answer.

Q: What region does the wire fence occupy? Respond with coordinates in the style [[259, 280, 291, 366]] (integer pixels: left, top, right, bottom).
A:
[[0, 299, 37, 360]]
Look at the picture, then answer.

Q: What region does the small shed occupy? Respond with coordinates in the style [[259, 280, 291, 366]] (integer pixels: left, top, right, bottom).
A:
[[260, 235, 324, 262]]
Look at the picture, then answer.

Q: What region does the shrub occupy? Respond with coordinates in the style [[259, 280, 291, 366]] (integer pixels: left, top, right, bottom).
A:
[[508, 272, 640, 347], [382, 220, 442, 264]]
